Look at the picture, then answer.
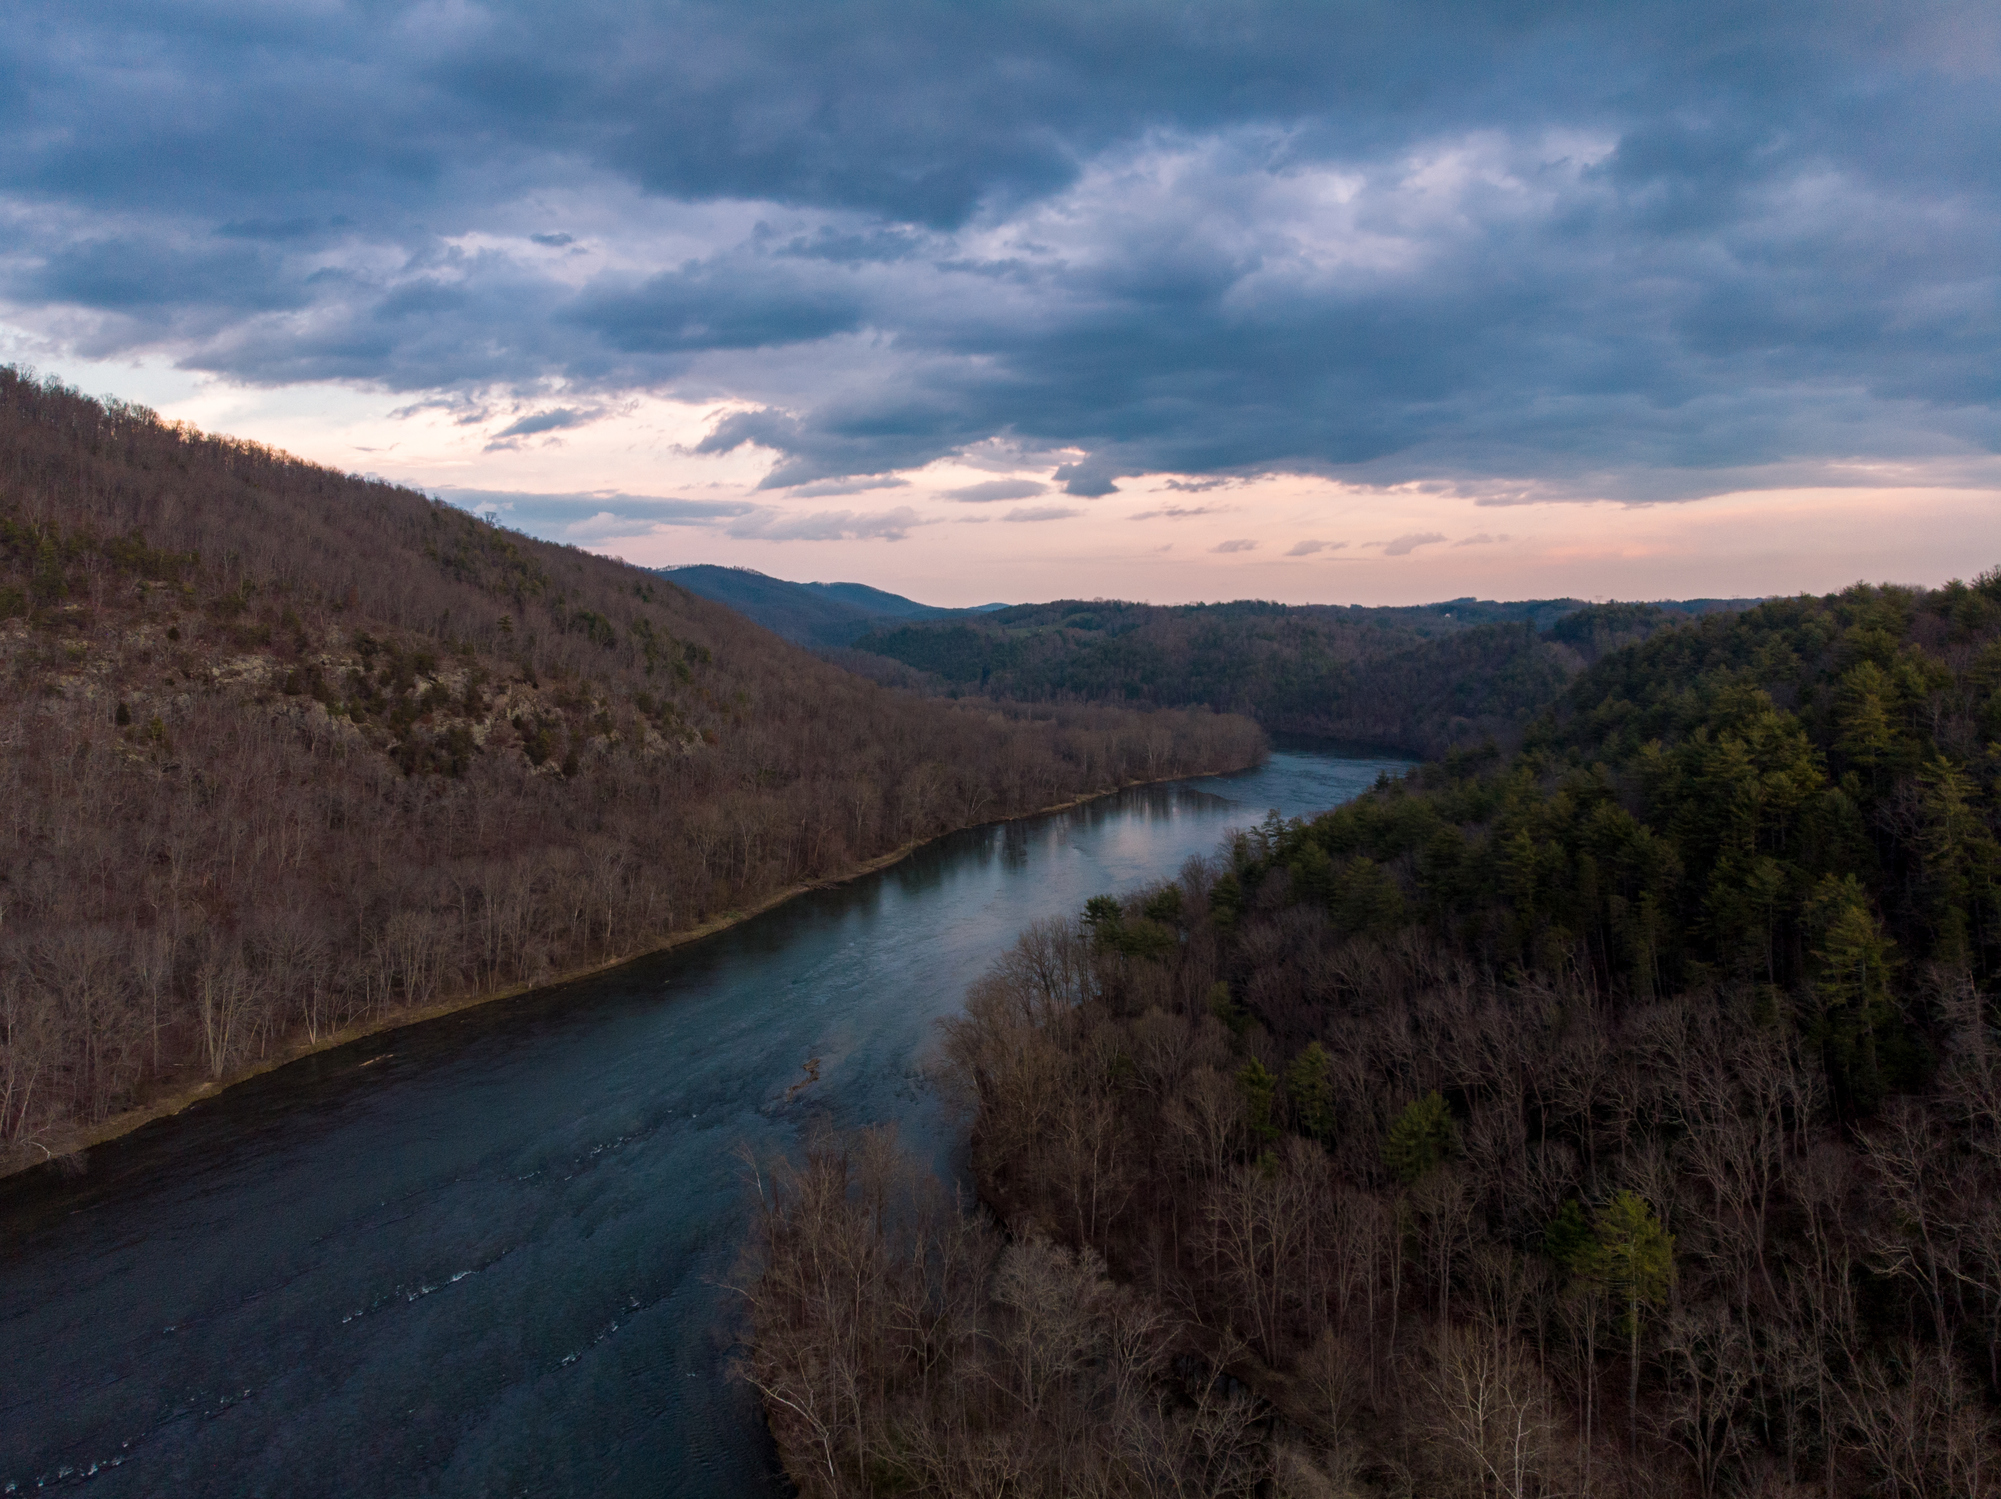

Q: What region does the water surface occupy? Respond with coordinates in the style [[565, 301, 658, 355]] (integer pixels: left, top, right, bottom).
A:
[[0, 749, 1406, 1497]]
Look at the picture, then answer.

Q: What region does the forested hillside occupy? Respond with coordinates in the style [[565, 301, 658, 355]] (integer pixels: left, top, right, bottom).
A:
[[0, 368, 1261, 1167], [747, 577, 2001, 1497], [854, 596, 1747, 756]]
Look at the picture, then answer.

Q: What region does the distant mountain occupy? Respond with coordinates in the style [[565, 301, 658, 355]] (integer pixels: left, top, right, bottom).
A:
[[658, 564, 1007, 647], [811, 581, 1005, 619]]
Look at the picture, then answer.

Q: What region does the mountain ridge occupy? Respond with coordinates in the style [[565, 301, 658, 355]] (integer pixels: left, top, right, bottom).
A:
[[657, 563, 1007, 648]]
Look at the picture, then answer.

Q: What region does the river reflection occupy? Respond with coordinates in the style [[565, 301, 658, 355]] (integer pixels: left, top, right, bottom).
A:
[[0, 749, 1408, 1498]]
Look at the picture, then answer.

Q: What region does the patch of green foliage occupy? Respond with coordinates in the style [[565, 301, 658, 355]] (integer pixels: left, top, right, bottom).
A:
[[1385, 1091, 1458, 1183], [1214, 578, 2001, 1113]]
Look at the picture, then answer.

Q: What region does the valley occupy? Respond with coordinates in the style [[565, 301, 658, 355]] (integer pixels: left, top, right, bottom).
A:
[[672, 564, 1755, 757], [0, 370, 1261, 1168]]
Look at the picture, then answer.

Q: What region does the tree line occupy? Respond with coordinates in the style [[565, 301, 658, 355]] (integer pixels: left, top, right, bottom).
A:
[[745, 575, 2001, 1496], [0, 366, 1263, 1166]]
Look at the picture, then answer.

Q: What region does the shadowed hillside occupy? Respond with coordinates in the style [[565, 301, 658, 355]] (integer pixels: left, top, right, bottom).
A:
[[660, 563, 1006, 648], [0, 368, 1262, 1165]]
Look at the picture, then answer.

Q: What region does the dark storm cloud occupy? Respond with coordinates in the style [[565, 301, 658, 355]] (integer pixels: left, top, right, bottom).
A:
[[567, 256, 868, 354], [4, 1, 1999, 495], [770, 224, 930, 264], [23, 235, 306, 317], [217, 217, 340, 242], [694, 396, 996, 490], [1052, 456, 1124, 498]]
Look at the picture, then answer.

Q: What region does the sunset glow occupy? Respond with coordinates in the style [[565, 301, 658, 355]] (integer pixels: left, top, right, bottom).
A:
[[4, 3, 1996, 603]]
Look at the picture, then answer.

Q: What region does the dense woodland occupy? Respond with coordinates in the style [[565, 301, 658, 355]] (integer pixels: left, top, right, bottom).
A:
[[748, 577, 2001, 1496], [854, 597, 1745, 757], [0, 368, 1262, 1165]]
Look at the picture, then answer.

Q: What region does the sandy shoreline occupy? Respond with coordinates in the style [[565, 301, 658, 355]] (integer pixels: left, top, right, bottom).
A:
[[2, 758, 1259, 1182]]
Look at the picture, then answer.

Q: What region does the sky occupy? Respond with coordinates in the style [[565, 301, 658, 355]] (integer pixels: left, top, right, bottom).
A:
[[3, 1, 1998, 607]]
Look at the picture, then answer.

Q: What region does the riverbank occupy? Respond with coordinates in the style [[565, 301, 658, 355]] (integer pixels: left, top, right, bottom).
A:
[[2, 753, 1263, 1183]]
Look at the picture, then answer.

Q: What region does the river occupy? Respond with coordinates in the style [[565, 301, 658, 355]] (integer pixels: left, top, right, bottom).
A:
[[0, 748, 1407, 1497]]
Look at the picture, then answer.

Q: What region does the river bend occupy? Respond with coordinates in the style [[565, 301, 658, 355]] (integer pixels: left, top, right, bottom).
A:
[[1, 749, 1404, 1497]]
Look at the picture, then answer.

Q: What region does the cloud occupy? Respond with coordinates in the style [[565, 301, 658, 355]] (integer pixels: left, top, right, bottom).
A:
[[1452, 532, 1511, 547], [484, 406, 600, 449], [1052, 458, 1122, 497], [19, 233, 306, 316], [1211, 538, 1259, 553], [217, 216, 333, 242], [725, 506, 927, 541], [1002, 505, 1080, 522], [429, 485, 932, 548], [568, 255, 867, 355], [773, 224, 928, 263], [436, 488, 759, 533], [784, 475, 911, 497], [492, 406, 592, 436], [696, 405, 967, 491], [2, 2, 1998, 505], [1286, 539, 1346, 556], [1129, 505, 1223, 520], [553, 510, 673, 543], [946, 477, 1048, 503], [1380, 532, 1448, 556]]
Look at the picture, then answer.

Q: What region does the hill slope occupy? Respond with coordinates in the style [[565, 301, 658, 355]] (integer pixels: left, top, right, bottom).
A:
[[0, 368, 1261, 1165], [659, 564, 1005, 648], [810, 579, 1006, 619]]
